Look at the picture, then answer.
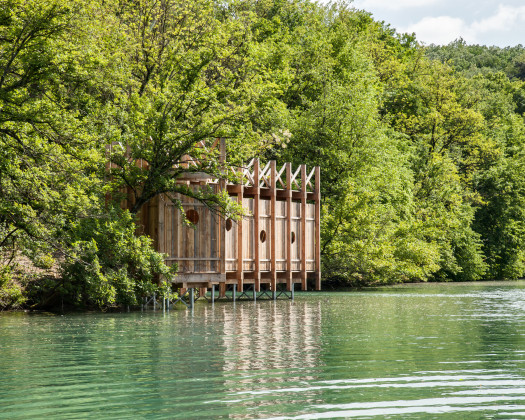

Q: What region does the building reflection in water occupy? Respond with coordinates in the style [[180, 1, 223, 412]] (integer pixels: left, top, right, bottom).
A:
[[193, 300, 323, 416]]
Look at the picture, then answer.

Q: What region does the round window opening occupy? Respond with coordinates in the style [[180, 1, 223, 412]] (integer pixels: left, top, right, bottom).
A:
[[186, 209, 199, 225], [225, 218, 233, 231], [260, 230, 267, 243], [291, 231, 296, 244]]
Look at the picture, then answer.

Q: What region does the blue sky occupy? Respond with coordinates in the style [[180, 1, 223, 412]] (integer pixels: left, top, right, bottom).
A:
[[349, 0, 525, 47]]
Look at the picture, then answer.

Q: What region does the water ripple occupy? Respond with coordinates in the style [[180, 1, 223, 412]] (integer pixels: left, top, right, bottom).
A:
[[2, 282, 525, 418]]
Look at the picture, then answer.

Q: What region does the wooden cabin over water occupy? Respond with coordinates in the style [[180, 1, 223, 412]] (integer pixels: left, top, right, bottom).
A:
[[119, 139, 321, 296]]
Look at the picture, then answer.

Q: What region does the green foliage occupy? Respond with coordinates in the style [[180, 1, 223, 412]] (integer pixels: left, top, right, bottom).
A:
[[104, 0, 289, 215], [254, 2, 439, 284], [0, 0, 108, 262], [0, 0, 174, 308], [426, 37, 525, 281], [474, 152, 525, 280], [0, 266, 26, 309], [3, 0, 525, 308], [59, 209, 174, 308], [426, 39, 525, 80]]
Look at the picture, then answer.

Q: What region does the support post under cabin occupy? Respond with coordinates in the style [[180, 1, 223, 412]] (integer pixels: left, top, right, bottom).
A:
[[270, 160, 277, 292], [219, 138, 227, 298], [285, 162, 292, 291], [314, 166, 321, 291], [237, 182, 244, 292], [300, 164, 307, 291], [253, 159, 261, 292]]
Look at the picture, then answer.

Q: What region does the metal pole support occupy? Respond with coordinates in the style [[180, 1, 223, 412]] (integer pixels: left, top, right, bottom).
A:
[[233, 284, 237, 302], [189, 288, 194, 310]]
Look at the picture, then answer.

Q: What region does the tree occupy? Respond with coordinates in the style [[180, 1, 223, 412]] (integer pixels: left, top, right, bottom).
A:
[[257, 2, 439, 284], [0, 0, 100, 269], [105, 0, 288, 216], [0, 0, 174, 308]]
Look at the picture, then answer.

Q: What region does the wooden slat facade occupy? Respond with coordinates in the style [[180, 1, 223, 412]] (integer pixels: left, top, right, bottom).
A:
[[134, 151, 321, 291]]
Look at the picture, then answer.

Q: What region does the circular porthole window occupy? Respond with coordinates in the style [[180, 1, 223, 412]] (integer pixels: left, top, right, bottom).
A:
[[186, 209, 199, 224], [225, 218, 232, 231], [291, 231, 296, 244], [260, 230, 267, 243]]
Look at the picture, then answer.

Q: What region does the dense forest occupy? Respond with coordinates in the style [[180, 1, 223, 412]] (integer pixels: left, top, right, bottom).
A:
[[2, 0, 525, 309]]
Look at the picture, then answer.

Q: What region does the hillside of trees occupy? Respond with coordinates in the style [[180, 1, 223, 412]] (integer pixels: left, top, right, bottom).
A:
[[2, 0, 525, 309]]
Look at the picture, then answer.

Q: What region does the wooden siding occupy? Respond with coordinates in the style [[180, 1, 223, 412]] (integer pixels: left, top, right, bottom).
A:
[[147, 185, 221, 275], [138, 159, 321, 290]]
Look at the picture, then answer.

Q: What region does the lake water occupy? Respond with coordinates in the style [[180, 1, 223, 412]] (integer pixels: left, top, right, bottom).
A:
[[2, 282, 525, 419]]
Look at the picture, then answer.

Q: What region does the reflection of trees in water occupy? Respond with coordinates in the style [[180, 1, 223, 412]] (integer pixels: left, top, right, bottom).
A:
[[471, 287, 525, 369], [319, 292, 494, 378]]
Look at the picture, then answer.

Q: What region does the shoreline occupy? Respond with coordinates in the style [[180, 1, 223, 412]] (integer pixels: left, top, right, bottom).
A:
[[3, 278, 524, 313]]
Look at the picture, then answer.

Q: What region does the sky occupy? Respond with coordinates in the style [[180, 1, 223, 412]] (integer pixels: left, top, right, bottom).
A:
[[350, 0, 525, 47]]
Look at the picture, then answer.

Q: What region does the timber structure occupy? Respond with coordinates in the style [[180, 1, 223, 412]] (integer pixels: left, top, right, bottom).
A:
[[119, 139, 321, 299]]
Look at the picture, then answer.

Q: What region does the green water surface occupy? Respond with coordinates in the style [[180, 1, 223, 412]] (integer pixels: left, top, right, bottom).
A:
[[2, 282, 525, 419]]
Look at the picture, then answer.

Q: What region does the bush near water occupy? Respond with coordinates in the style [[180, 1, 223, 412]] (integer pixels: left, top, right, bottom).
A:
[[2, 0, 525, 309]]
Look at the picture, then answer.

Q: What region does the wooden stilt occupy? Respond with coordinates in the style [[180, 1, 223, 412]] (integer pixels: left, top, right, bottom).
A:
[[219, 138, 227, 292], [270, 160, 277, 292], [199, 180, 206, 273], [158, 197, 165, 256], [300, 164, 307, 290], [315, 166, 321, 291], [237, 184, 244, 292], [184, 193, 191, 273], [285, 163, 292, 291], [254, 159, 261, 292]]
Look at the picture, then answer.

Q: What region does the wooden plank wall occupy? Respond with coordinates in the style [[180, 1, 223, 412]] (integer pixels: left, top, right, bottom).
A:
[[291, 202, 301, 272], [242, 198, 254, 272], [259, 200, 271, 272], [149, 185, 221, 274], [306, 203, 315, 271], [225, 216, 237, 272], [136, 159, 321, 290], [275, 201, 286, 272]]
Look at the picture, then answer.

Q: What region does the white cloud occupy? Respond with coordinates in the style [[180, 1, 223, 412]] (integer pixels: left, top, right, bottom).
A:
[[471, 5, 525, 33], [399, 5, 525, 45], [400, 16, 474, 45], [353, 0, 439, 11]]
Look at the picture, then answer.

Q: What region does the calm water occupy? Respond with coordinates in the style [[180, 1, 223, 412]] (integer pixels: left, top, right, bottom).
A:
[[2, 282, 525, 419]]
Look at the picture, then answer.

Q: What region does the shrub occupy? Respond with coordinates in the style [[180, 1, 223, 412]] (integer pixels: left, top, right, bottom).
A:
[[0, 267, 26, 310], [59, 209, 175, 308]]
